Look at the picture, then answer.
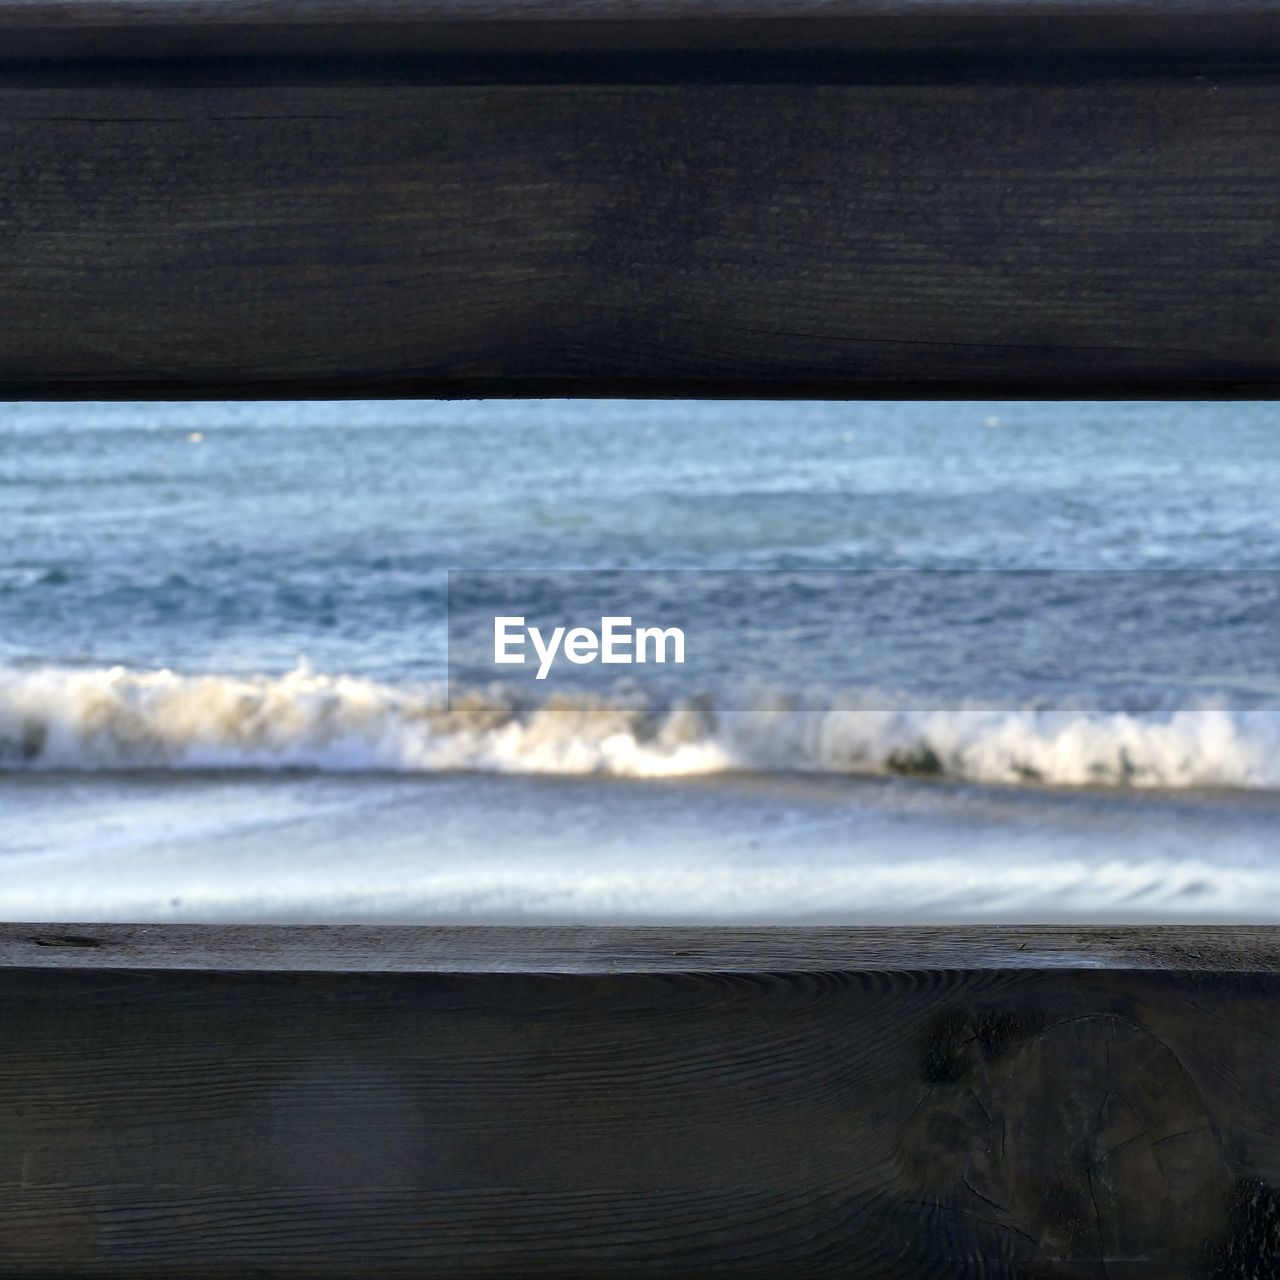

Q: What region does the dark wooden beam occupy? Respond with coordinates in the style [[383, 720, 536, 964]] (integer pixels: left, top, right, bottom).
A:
[[3, 0, 1280, 397], [8, 0, 1280, 61], [2, 923, 1280, 1276]]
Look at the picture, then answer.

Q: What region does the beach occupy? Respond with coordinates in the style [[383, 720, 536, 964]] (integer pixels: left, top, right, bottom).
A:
[[3, 398, 1278, 922]]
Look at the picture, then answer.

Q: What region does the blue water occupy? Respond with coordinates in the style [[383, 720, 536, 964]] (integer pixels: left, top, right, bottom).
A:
[[3, 399, 1279, 922]]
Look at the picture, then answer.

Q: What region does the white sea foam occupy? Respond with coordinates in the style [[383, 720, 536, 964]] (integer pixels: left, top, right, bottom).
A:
[[3, 663, 1280, 790]]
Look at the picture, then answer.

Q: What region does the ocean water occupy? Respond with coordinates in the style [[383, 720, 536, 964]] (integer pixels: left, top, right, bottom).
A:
[[3, 399, 1279, 922]]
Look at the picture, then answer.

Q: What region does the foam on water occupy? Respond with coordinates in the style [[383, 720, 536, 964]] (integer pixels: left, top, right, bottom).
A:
[[5, 663, 1279, 790]]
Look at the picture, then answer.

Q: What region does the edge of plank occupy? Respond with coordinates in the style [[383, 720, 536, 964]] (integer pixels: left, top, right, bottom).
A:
[[2, 923, 1279, 973], [6, 0, 1280, 62]]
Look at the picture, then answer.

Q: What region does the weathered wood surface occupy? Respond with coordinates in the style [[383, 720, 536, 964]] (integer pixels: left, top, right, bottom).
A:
[[2, 925, 1280, 1276], [4, 922, 1280, 972], [3, 2, 1280, 397], [8, 0, 1280, 60]]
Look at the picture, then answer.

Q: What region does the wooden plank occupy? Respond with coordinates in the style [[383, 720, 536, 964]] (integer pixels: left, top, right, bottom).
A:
[[4, 921, 1280, 972], [1, 924, 1280, 1276], [2, 5, 1280, 397], [7, 0, 1280, 61]]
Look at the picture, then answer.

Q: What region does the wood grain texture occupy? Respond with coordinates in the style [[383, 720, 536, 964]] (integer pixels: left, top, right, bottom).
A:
[[7, 0, 1280, 61], [5, 922, 1280, 972], [2, 925, 1280, 1275], [2, 56, 1280, 396]]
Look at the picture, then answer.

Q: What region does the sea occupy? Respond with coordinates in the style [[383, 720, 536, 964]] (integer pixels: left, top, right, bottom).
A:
[[3, 398, 1279, 924]]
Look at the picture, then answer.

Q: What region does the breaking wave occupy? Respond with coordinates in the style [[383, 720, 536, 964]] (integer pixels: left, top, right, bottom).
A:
[[3, 664, 1280, 790]]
